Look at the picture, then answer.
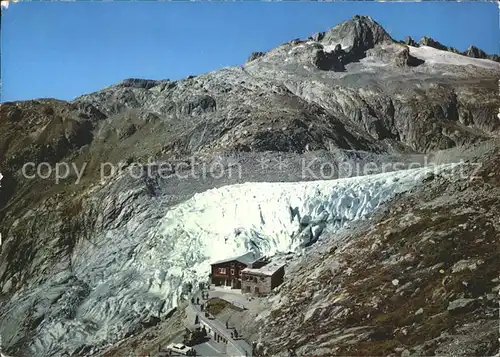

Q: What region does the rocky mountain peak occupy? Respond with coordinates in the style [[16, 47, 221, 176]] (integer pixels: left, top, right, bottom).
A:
[[321, 15, 393, 56], [418, 36, 448, 51], [403, 36, 418, 47], [465, 45, 488, 59]]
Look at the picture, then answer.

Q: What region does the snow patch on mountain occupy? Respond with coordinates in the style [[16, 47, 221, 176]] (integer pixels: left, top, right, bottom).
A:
[[409, 45, 500, 70], [323, 43, 349, 52]]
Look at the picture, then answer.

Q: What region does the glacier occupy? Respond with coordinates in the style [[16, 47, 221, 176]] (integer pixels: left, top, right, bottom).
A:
[[2, 163, 460, 356], [145, 164, 453, 285]]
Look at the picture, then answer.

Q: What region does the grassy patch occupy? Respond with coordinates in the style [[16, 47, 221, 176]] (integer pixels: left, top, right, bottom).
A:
[[205, 298, 231, 316]]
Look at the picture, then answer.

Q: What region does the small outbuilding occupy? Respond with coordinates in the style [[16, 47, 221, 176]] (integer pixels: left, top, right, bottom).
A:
[[241, 259, 285, 296]]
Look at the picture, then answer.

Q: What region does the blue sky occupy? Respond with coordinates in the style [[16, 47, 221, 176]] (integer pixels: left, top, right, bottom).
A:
[[1, 1, 498, 102]]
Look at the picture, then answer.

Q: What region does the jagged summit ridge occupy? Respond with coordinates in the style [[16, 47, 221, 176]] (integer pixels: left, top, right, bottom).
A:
[[243, 15, 500, 80], [402, 35, 499, 62], [321, 15, 393, 54]]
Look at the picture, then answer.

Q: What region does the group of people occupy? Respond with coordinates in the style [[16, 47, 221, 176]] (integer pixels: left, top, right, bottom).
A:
[[190, 292, 209, 305]]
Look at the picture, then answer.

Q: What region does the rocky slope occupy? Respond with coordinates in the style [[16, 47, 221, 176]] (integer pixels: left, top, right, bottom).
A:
[[0, 15, 499, 357]]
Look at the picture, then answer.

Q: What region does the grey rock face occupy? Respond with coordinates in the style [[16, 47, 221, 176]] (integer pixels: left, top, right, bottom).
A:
[[398, 46, 425, 67], [487, 54, 500, 62], [118, 78, 160, 90], [369, 44, 425, 67], [403, 36, 418, 47], [179, 94, 217, 115], [312, 48, 345, 71], [308, 31, 325, 42], [418, 36, 448, 51], [464, 45, 488, 60], [322, 15, 393, 61], [247, 51, 266, 63]]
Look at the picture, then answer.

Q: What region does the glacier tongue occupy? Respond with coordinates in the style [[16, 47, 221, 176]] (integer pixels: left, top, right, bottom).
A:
[[12, 164, 458, 356], [142, 165, 450, 292]]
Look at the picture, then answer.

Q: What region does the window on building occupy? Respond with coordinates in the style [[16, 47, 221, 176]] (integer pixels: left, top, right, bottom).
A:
[[230, 268, 235, 275], [253, 277, 258, 283], [218, 268, 226, 274]]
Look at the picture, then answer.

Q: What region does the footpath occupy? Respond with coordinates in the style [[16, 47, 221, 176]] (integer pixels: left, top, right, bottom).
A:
[[187, 287, 253, 357]]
